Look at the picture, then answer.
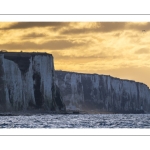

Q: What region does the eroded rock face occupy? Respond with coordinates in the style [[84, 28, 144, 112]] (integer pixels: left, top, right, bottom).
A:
[[0, 52, 65, 112], [55, 71, 150, 113]]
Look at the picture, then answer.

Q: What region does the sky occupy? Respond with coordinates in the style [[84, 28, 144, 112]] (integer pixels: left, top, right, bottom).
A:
[[0, 22, 150, 87]]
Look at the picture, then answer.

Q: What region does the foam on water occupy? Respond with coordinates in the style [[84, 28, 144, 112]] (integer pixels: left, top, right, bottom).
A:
[[0, 114, 150, 128]]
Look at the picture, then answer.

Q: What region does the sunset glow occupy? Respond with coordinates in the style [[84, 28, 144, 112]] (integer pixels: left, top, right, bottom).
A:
[[0, 22, 150, 87]]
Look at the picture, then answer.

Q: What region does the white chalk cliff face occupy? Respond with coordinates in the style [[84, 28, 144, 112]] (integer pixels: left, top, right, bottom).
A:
[[0, 52, 65, 112], [55, 71, 150, 113], [1, 52, 149, 114]]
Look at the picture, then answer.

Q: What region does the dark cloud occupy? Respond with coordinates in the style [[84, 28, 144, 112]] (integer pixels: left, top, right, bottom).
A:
[[0, 39, 86, 50], [61, 22, 150, 35], [1, 22, 150, 33], [61, 22, 126, 34], [0, 22, 70, 30], [61, 28, 90, 34], [128, 22, 150, 31], [97, 22, 126, 32], [135, 48, 150, 54], [21, 33, 47, 39]]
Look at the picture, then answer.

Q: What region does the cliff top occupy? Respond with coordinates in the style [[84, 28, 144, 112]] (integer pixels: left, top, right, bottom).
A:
[[0, 50, 52, 57], [56, 70, 148, 88]]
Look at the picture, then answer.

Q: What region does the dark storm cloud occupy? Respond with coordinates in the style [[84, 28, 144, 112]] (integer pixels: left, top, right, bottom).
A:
[[0, 40, 86, 50], [0, 22, 70, 30], [61, 22, 126, 34], [135, 48, 150, 54]]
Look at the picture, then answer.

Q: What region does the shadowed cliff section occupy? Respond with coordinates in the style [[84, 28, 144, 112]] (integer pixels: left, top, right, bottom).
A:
[[0, 51, 66, 113], [0, 55, 6, 111], [55, 70, 150, 114], [3, 52, 52, 74]]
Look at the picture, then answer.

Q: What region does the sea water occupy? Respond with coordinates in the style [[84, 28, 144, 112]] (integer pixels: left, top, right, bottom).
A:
[[0, 114, 150, 128]]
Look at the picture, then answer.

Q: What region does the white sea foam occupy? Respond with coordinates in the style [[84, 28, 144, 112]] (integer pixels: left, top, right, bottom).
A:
[[0, 114, 150, 128]]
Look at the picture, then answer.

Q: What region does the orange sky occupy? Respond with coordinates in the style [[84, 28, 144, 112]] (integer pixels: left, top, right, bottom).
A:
[[0, 22, 150, 87]]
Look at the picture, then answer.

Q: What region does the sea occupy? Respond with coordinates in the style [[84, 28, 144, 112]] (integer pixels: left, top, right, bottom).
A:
[[0, 114, 150, 128]]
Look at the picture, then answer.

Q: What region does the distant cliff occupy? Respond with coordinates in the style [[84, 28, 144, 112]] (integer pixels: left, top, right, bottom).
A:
[[0, 52, 65, 112], [55, 71, 150, 113]]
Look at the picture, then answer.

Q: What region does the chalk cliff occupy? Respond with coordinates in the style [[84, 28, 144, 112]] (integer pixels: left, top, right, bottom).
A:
[[0, 52, 65, 112], [55, 71, 150, 113], [1, 51, 149, 114]]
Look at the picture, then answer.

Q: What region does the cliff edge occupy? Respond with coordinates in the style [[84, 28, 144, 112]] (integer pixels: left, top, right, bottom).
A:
[[0, 52, 65, 113]]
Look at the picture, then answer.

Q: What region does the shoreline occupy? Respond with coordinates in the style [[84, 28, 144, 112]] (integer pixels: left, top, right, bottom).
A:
[[0, 110, 146, 116]]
